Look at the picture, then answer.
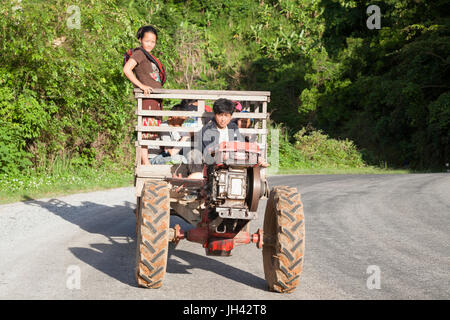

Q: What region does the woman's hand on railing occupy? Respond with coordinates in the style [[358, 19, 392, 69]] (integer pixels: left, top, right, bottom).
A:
[[140, 85, 153, 95]]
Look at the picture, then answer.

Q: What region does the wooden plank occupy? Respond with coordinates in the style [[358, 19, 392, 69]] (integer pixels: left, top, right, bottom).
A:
[[135, 110, 268, 119], [136, 140, 194, 147], [197, 100, 205, 112], [136, 126, 268, 134], [136, 96, 143, 170], [136, 139, 267, 148], [134, 93, 269, 102], [134, 88, 270, 97], [255, 103, 262, 145], [135, 145, 140, 167], [197, 100, 208, 126], [207, 111, 269, 118], [136, 165, 173, 178], [262, 101, 268, 161], [254, 102, 260, 131], [136, 126, 201, 132], [137, 98, 142, 142], [237, 128, 268, 134]]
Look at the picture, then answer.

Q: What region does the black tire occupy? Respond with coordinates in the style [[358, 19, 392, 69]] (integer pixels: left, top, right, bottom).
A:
[[262, 186, 305, 293], [136, 180, 170, 288]]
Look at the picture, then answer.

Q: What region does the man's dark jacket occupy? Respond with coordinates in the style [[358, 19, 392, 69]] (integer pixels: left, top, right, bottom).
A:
[[200, 119, 244, 163]]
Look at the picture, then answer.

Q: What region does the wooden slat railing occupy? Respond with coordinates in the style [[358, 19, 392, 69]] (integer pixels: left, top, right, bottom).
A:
[[134, 89, 270, 176]]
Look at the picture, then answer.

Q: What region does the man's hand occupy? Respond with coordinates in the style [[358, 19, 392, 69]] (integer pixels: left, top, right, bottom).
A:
[[258, 157, 270, 168]]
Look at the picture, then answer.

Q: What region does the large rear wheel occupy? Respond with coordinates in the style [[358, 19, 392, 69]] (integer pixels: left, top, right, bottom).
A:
[[136, 180, 170, 288], [263, 186, 305, 293]]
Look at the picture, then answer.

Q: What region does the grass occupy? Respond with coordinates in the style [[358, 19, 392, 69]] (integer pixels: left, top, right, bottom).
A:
[[0, 165, 134, 205]]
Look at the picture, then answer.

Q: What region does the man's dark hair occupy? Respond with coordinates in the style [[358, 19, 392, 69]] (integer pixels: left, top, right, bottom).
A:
[[213, 98, 235, 115], [137, 25, 158, 40]]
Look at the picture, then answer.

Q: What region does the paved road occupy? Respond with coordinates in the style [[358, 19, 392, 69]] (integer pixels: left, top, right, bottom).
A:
[[0, 174, 449, 300]]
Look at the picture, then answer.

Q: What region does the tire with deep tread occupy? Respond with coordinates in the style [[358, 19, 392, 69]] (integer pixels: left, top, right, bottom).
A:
[[262, 186, 305, 293], [136, 180, 170, 288]]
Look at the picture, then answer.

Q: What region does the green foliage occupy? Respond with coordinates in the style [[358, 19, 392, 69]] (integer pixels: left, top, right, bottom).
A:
[[0, 119, 32, 176], [275, 127, 366, 169], [302, 0, 450, 170], [0, 0, 140, 175], [294, 128, 365, 168], [0, 0, 448, 181]]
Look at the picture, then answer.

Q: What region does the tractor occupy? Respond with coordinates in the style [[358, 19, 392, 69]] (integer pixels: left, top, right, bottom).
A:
[[133, 89, 305, 293]]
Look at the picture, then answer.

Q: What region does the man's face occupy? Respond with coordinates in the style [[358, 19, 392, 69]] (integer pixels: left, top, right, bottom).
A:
[[215, 113, 232, 129]]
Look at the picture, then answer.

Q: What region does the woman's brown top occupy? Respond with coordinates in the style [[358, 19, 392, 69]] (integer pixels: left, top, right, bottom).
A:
[[130, 49, 162, 89]]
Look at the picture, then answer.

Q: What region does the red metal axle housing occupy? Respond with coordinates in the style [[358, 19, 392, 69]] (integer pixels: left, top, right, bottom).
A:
[[170, 224, 263, 255]]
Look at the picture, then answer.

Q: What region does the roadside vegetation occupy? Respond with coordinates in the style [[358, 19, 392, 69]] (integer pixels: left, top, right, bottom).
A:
[[0, 173, 132, 204], [0, 160, 133, 204], [1, 0, 447, 203], [267, 125, 410, 175]]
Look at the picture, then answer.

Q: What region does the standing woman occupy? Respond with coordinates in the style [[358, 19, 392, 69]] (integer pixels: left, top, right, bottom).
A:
[[123, 25, 166, 165]]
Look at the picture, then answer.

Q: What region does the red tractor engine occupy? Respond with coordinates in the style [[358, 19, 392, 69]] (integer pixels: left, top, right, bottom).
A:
[[184, 141, 266, 256]]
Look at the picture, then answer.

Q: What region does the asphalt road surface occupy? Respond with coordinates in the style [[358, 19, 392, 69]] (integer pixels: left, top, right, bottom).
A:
[[0, 174, 449, 300]]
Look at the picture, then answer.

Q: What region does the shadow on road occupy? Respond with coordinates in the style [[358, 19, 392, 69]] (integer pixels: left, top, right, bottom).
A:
[[167, 245, 267, 291], [21, 196, 267, 291]]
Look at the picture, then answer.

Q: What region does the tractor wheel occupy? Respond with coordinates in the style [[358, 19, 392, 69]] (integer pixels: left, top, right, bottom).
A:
[[262, 186, 305, 293], [136, 180, 170, 288]]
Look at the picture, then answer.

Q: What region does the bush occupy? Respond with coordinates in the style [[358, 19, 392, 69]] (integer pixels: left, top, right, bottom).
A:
[[294, 129, 366, 168], [274, 126, 366, 169], [0, 119, 32, 176]]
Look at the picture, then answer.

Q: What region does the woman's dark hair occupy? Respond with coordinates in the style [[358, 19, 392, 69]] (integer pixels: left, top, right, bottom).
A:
[[172, 103, 195, 112], [181, 99, 196, 107], [213, 98, 235, 115], [171, 103, 183, 111], [137, 25, 158, 40]]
